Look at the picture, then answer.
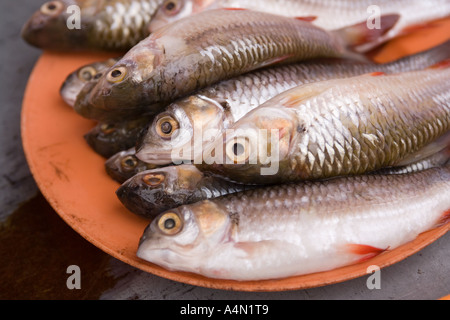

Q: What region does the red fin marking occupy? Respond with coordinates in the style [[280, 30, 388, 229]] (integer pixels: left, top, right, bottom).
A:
[[428, 59, 450, 70], [295, 16, 317, 22], [370, 71, 385, 77], [347, 244, 388, 263], [436, 209, 450, 227]]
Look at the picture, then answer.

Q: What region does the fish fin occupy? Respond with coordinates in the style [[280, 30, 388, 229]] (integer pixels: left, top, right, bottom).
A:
[[254, 54, 295, 69], [396, 132, 450, 167], [346, 244, 389, 263], [282, 86, 328, 108], [234, 240, 285, 258], [334, 14, 400, 58], [428, 58, 450, 70], [435, 209, 450, 228], [295, 16, 317, 22], [339, 14, 400, 47]]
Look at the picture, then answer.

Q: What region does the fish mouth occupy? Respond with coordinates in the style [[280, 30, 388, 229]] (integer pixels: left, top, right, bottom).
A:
[[135, 148, 175, 166], [116, 183, 160, 219], [21, 14, 48, 48]]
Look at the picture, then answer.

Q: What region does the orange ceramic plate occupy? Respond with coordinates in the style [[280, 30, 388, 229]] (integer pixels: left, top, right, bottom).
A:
[[21, 21, 450, 292]]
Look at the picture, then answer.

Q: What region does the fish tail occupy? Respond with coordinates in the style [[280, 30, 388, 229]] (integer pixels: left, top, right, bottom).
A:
[[334, 14, 400, 62]]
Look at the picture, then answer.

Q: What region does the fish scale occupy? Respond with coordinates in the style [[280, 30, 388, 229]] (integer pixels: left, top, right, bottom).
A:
[[291, 70, 450, 180], [94, 0, 164, 49]]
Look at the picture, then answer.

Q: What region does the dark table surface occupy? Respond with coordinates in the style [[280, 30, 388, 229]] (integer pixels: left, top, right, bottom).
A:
[[0, 0, 449, 300]]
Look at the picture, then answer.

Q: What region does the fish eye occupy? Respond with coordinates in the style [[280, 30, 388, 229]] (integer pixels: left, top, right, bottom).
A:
[[106, 66, 127, 83], [78, 66, 97, 82], [100, 123, 116, 134], [120, 156, 139, 170], [158, 212, 183, 235], [156, 116, 179, 139], [163, 0, 181, 16], [226, 137, 251, 163], [142, 173, 165, 187], [40, 1, 64, 16]]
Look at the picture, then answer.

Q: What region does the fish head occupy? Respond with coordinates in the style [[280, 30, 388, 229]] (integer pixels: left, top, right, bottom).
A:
[[85, 39, 165, 111], [149, 0, 213, 33], [202, 107, 296, 180], [21, 0, 89, 50], [135, 95, 225, 165], [105, 149, 159, 184], [85, 122, 124, 159], [73, 80, 111, 120], [84, 114, 152, 158], [60, 58, 118, 107], [137, 201, 233, 271], [116, 164, 205, 218]]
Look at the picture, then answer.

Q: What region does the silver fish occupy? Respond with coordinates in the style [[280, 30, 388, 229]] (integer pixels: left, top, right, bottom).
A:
[[138, 165, 450, 281], [197, 65, 450, 184], [135, 42, 450, 165]]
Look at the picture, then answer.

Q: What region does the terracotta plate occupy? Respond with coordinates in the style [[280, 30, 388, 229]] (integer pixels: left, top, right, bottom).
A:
[[21, 20, 450, 292]]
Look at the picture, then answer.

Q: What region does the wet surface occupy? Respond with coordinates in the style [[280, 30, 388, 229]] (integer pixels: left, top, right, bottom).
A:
[[0, 193, 119, 300]]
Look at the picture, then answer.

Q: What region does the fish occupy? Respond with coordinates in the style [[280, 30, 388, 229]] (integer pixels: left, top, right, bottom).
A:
[[60, 57, 120, 107], [196, 64, 450, 184], [135, 42, 450, 165], [77, 8, 399, 119], [105, 148, 166, 183], [149, 0, 450, 50], [116, 164, 252, 219], [375, 148, 449, 175], [84, 113, 154, 158], [21, 0, 166, 51], [137, 165, 450, 281]]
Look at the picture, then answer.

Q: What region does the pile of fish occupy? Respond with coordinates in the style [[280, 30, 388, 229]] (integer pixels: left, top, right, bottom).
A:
[[23, 0, 450, 282]]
